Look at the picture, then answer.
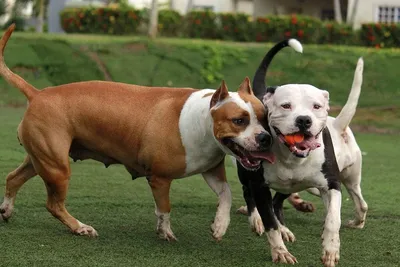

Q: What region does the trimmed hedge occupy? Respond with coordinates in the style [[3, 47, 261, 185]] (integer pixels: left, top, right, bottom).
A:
[[360, 23, 399, 48], [185, 11, 218, 39], [60, 7, 400, 48], [218, 13, 253, 42], [60, 7, 144, 34], [158, 9, 183, 36]]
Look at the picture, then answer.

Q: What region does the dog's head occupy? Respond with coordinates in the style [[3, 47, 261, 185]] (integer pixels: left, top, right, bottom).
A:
[[210, 77, 275, 170], [263, 84, 329, 158]]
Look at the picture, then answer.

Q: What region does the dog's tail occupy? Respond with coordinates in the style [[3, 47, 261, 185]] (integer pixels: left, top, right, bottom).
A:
[[0, 24, 38, 101], [333, 58, 364, 132], [252, 39, 303, 100]]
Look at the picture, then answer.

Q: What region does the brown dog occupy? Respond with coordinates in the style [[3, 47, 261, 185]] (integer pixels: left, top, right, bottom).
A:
[[0, 24, 274, 241]]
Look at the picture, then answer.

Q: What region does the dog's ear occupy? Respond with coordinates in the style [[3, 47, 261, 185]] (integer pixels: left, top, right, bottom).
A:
[[262, 86, 277, 106], [238, 77, 253, 96], [210, 80, 229, 108], [322, 90, 330, 111]]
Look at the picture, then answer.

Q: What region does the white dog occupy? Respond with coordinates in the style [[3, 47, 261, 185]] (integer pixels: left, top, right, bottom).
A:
[[235, 55, 368, 267]]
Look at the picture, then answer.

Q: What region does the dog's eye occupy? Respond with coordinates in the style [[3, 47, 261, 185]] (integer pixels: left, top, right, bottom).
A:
[[232, 118, 247, 126], [281, 103, 291, 110], [313, 104, 322, 110]]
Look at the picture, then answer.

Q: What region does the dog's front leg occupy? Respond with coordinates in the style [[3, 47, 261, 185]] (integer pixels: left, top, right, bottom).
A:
[[320, 188, 342, 267], [272, 193, 296, 242], [202, 160, 232, 241], [148, 176, 176, 241], [248, 178, 297, 264]]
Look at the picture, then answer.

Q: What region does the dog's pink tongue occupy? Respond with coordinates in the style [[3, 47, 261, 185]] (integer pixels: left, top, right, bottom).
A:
[[296, 138, 321, 150], [249, 151, 276, 164]]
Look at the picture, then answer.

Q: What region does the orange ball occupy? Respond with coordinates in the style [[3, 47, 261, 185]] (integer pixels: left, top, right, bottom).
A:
[[284, 135, 295, 145], [293, 133, 304, 143]]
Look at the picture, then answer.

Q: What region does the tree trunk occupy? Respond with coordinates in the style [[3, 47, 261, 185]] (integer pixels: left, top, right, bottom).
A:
[[35, 0, 44, 33], [148, 0, 158, 39], [186, 0, 193, 13], [232, 0, 238, 14], [348, 0, 359, 25], [333, 0, 343, 23]]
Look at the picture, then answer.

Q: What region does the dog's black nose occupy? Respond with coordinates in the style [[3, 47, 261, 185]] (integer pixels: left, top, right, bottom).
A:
[[295, 116, 312, 130], [256, 132, 272, 149]]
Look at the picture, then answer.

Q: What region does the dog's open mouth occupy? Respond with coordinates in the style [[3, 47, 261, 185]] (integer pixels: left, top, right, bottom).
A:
[[222, 138, 275, 170], [273, 127, 321, 158]]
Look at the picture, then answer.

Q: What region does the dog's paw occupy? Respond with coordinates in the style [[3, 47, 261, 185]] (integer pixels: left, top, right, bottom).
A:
[[211, 216, 230, 241], [271, 247, 298, 264], [74, 224, 98, 237], [280, 225, 295, 242], [248, 211, 264, 236], [346, 219, 365, 229], [157, 228, 177, 241], [321, 249, 340, 267], [0, 198, 13, 222], [236, 205, 248, 215]]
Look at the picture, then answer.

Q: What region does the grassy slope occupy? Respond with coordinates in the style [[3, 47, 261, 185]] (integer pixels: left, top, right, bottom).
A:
[[1, 33, 399, 130], [0, 108, 399, 267]]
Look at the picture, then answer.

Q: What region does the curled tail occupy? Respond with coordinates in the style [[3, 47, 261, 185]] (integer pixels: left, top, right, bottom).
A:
[[0, 24, 38, 101], [252, 39, 303, 100], [333, 58, 364, 132]]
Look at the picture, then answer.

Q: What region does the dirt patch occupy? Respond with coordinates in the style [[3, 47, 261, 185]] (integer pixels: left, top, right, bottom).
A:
[[80, 46, 113, 81], [124, 43, 147, 52], [11, 66, 38, 73], [350, 125, 399, 134], [267, 71, 285, 78]]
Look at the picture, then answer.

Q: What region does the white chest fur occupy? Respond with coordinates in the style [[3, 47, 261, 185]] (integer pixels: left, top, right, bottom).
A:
[[179, 89, 225, 176], [262, 145, 328, 194]]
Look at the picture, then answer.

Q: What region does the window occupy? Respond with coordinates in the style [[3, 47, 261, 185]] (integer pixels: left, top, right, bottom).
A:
[[321, 9, 334, 20], [377, 6, 400, 23]]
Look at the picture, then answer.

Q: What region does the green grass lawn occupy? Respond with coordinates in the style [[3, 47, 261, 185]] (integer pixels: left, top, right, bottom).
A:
[[0, 33, 399, 266], [0, 106, 399, 267]]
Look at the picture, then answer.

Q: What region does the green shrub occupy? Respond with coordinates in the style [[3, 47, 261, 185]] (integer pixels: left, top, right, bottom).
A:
[[254, 14, 323, 44], [360, 23, 400, 48], [319, 22, 357, 45], [3, 16, 25, 31], [218, 13, 253, 42], [60, 7, 144, 35], [158, 9, 183, 36], [185, 11, 218, 39]]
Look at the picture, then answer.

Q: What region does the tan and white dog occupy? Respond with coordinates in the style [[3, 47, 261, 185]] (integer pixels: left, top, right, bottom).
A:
[[0, 24, 274, 241]]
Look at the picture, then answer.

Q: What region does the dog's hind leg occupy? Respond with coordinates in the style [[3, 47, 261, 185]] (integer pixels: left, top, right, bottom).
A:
[[148, 176, 176, 241], [31, 154, 98, 237], [287, 193, 316, 212], [202, 160, 232, 241], [342, 154, 368, 229], [0, 155, 37, 221]]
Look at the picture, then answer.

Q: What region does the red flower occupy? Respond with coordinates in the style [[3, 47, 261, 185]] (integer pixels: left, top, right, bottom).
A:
[[195, 19, 201, 25], [367, 35, 375, 41], [234, 27, 238, 32], [264, 18, 270, 24], [297, 29, 304, 38], [79, 13, 84, 18], [223, 25, 229, 31], [375, 23, 381, 29], [284, 31, 291, 37], [291, 15, 297, 25], [375, 44, 380, 49], [256, 33, 263, 42], [326, 23, 333, 29]]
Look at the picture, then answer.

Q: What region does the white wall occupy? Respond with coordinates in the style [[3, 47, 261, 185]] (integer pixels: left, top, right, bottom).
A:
[[349, 0, 400, 29]]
